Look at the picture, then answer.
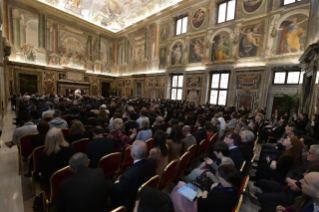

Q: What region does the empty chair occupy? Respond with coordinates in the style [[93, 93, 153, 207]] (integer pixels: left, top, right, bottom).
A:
[[72, 138, 91, 153], [145, 138, 154, 158], [121, 145, 134, 170], [159, 159, 179, 190], [31, 145, 45, 196], [111, 206, 126, 212], [175, 151, 191, 179], [136, 175, 160, 200], [43, 166, 74, 210], [19, 133, 38, 175], [98, 152, 122, 179]]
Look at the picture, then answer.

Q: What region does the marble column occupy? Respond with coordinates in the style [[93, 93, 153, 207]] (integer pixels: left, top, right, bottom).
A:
[[124, 36, 128, 63], [3, 0, 9, 39], [155, 23, 159, 58], [20, 23, 26, 45], [114, 39, 118, 65], [12, 10, 20, 51], [144, 27, 148, 59], [94, 35, 101, 72], [86, 35, 93, 71], [36, 13, 46, 65], [8, 8, 13, 45], [51, 23, 58, 53], [46, 21, 51, 51]]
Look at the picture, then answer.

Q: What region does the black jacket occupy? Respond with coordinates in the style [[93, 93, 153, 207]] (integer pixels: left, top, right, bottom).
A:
[[229, 147, 244, 169], [151, 124, 167, 134], [193, 128, 207, 146], [55, 168, 109, 212], [125, 120, 139, 134], [239, 142, 254, 163], [270, 125, 285, 139], [86, 137, 115, 168]]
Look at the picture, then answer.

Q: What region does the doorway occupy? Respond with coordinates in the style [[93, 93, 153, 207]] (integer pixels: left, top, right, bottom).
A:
[[19, 74, 38, 94], [136, 82, 142, 97], [272, 97, 285, 115], [102, 82, 111, 97]]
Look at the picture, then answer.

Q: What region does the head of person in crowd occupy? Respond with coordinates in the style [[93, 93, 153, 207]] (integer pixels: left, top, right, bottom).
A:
[[141, 119, 150, 130], [196, 118, 205, 128], [69, 120, 86, 136], [213, 141, 230, 159], [131, 140, 147, 161], [248, 119, 258, 131], [300, 171, 319, 205], [93, 126, 105, 137], [53, 109, 62, 119], [280, 137, 303, 170], [113, 118, 124, 130], [218, 164, 242, 189], [240, 130, 255, 143], [153, 130, 168, 157], [182, 125, 192, 136], [234, 122, 248, 134], [97, 110, 109, 123], [44, 128, 69, 156], [224, 132, 241, 147], [300, 136, 317, 150], [69, 152, 90, 173], [168, 125, 182, 144]]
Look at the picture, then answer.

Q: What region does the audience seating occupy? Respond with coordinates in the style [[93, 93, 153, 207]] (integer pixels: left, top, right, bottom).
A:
[[206, 133, 218, 153], [61, 115, 68, 122], [121, 145, 134, 170], [103, 133, 109, 137], [195, 139, 209, 158], [98, 152, 122, 179], [84, 125, 93, 132], [104, 123, 109, 130], [159, 159, 179, 190], [231, 194, 243, 212], [187, 144, 197, 163], [72, 138, 91, 153], [175, 151, 191, 179], [267, 136, 276, 143], [163, 122, 170, 128], [257, 122, 264, 132], [61, 128, 69, 139], [238, 175, 250, 195], [111, 206, 126, 212], [240, 160, 246, 173], [243, 154, 256, 176], [88, 117, 96, 123], [44, 117, 52, 122], [145, 138, 154, 158], [18, 133, 38, 175], [193, 126, 198, 134], [43, 166, 74, 210], [136, 175, 160, 200], [189, 125, 194, 133], [32, 145, 45, 196], [128, 129, 139, 144]]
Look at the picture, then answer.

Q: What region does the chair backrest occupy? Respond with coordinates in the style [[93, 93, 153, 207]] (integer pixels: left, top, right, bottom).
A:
[[257, 122, 264, 132], [111, 206, 127, 212], [122, 145, 134, 169], [163, 122, 170, 128], [244, 154, 256, 176], [19, 133, 38, 157], [231, 194, 243, 212], [187, 144, 197, 162], [99, 152, 122, 179], [189, 125, 194, 133], [193, 126, 198, 134], [159, 159, 179, 190], [196, 139, 209, 158], [49, 166, 74, 203], [45, 117, 52, 122], [61, 128, 69, 139], [145, 138, 154, 158], [240, 160, 246, 173], [206, 132, 219, 153], [175, 151, 191, 178], [32, 145, 45, 173], [136, 175, 160, 200], [72, 138, 91, 153], [84, 125, 93, 133], [238, 175, 250, 195]]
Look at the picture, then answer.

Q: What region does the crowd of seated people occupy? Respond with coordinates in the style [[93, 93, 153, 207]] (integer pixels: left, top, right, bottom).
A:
[[5, 92, 319, 212]]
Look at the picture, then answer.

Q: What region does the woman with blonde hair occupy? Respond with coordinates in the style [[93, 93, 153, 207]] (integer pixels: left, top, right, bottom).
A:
[[66, 120, 92, 144], [39, 128, 76, 190]]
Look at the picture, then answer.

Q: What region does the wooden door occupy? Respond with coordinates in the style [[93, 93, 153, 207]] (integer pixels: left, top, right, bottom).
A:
[[102, 82, 111, 97], [19, 74, 38, 94]]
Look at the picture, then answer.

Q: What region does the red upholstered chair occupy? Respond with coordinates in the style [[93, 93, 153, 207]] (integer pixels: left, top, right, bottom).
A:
[[84, 125, 93, 132], [195, 139, 209, 158], [89, 117, 96, 124], [121, 145, 134, 170], [206, 132, 219, 153], [231, 194, 243, 212], [244, 154, 256, 176], [159, 159, 179, 190], [164, 133, 168, 139], [189, 125, 194, 133], [238, 175, 250, 195], [197, 115, 204, 119], [61, 115, 68, 122], [163, 122, 170, 128], [44, 117, 52, 122], [99, 152, 122, 179], [145, 138, 154, 158], [72, 138, 91, 153], [175, 151, 191, 178], [193, 126, 198, 134], [112, 206, 126, 212], [240, 160, 246, 174], [136, 175, 160, 200], [19, 133, 38, 175], [187, 144, 197, 162], [32, 145, 45, 196], [43, 166, 73, 210], [206, 132, 213, 141], [61, 128, 69, 139]]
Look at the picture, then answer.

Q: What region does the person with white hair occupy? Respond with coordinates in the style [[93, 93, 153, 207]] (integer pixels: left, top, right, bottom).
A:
[[239, 130, 255, 162], [99, 104, 110, 114]]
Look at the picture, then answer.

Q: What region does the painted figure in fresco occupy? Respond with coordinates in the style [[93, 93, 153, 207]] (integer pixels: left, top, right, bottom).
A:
[[21, 43, 35, 62], [212, 35, 230, 63], [187, 90, 199, 102], [280, 17, 308, 53], [240, 27, 263, 51], [189, 39, 204, 63], [138, 48, 143, 62], [160, 27, 168, 41], [159, 48, 167, 69], [192, 8, 206, 28], [71, 0, 80, 7], [172, 44, 182, 65]]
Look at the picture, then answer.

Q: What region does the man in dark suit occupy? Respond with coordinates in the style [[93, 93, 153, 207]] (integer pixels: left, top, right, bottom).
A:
[[193, 118, 207, 146], [86, 126, 114, 168], [125, 113, 139, 134], [223, 132, 244, 169], [181, 125, 196, 154], [151, 116, 166, 134], [239, 130, 255, 163], [55, 153, 109, 212], [107, 140, 156, 212], [259, 119, 286, 143]]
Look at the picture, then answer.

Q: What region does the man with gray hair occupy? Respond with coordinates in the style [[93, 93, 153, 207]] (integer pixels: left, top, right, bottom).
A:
[[42, 102, 55, 120], [48, 109, 69, 129], [56, 152, 109, 212], [181, 125, 196, 154], [151, 116, 166, 134], [239, 130, 255, 162], [107, 140, 156, 211]]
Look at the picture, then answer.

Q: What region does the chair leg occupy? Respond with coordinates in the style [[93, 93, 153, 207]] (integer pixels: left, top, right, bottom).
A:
[[42, 191, 47, 211]]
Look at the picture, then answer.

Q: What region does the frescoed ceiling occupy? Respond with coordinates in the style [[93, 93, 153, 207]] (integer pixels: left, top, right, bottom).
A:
[[38, 0, 183, 33]]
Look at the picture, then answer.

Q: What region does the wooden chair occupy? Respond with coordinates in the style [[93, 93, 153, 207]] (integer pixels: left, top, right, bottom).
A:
[[187, 144, 197, 163], [159, 159, 179, 190], [72, 138, 91, 153], [195, 139, 209, 158], [98, 152, 122, 179], [175, 151, 191, 179], [238, 175, 250, 195], [32, 145, 45, 196], [18, 133, 38, 175], [43, 166, 73, 210], [231, 194, 243, 212], [111, 206, 126, 212], [206, 132, 219, 153], [61, 128, 69, 139], [240, 160, 246, 174], [84, 125, 93, 132], [121, 145, 134, 169], [136, 175, 160, 200], [244, 154, 256, 176], [145, 138, 154, 158]]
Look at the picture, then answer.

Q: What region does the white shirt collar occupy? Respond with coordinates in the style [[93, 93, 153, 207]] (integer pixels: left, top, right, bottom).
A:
[[229, 146, 237, 150], [134, 159, 142, 164], [314, 203, 319, 212], [198, 127, 203, 129]]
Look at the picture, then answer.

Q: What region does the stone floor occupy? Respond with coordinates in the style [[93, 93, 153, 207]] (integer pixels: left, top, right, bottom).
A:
[[0, 104, 261, 212]]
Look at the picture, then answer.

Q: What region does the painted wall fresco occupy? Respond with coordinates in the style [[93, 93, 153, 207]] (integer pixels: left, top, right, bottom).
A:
[[188, 37, 205, 63], [171, 42, 183, 65], [159, 47, 167, 70], [239, 0, 266, 19], [39, 0, 182, 32], [308, 0, 319, 46], [145, 76, 166, 99], [184, 75, 203, 103], [211, 32, 231, 63], [190, 6, 207, 32]]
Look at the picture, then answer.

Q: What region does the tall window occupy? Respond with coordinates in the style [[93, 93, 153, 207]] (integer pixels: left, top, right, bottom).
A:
[[176, 16, 188, 36], [273, 70, 303, 85], [209, 72, 230, 105], [217, 0, 236, 24], [283, 0, 302, 5], [171, 75, 184, 100]]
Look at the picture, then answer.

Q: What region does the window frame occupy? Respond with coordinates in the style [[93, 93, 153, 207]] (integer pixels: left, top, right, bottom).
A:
[[175, 15, 188, 36], [216, 0, 237, 25], [170, 74, 184, 100], [209, 71, 231, 106], [272, 70, 302, 85], [282, 0, 302, 6]]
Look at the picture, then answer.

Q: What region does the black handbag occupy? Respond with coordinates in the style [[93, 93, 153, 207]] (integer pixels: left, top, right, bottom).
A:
[[33, 192, 44, 212], [191, 170, 213, 191]]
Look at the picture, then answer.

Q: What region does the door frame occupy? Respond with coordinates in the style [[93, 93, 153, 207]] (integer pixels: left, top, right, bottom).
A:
[[134, 80, 144, 97], [15, 70, 42, 95]]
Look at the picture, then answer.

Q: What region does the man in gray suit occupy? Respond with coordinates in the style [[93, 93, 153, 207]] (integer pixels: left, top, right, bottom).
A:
[[181, 125, 196, 154]]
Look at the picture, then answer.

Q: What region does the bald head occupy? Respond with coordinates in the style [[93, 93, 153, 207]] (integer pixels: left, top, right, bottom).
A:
[[301, 172, 319, 200], [156, 116, 164, 124], [131, 140, 147, 160], [182, 125, 191, 135]]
